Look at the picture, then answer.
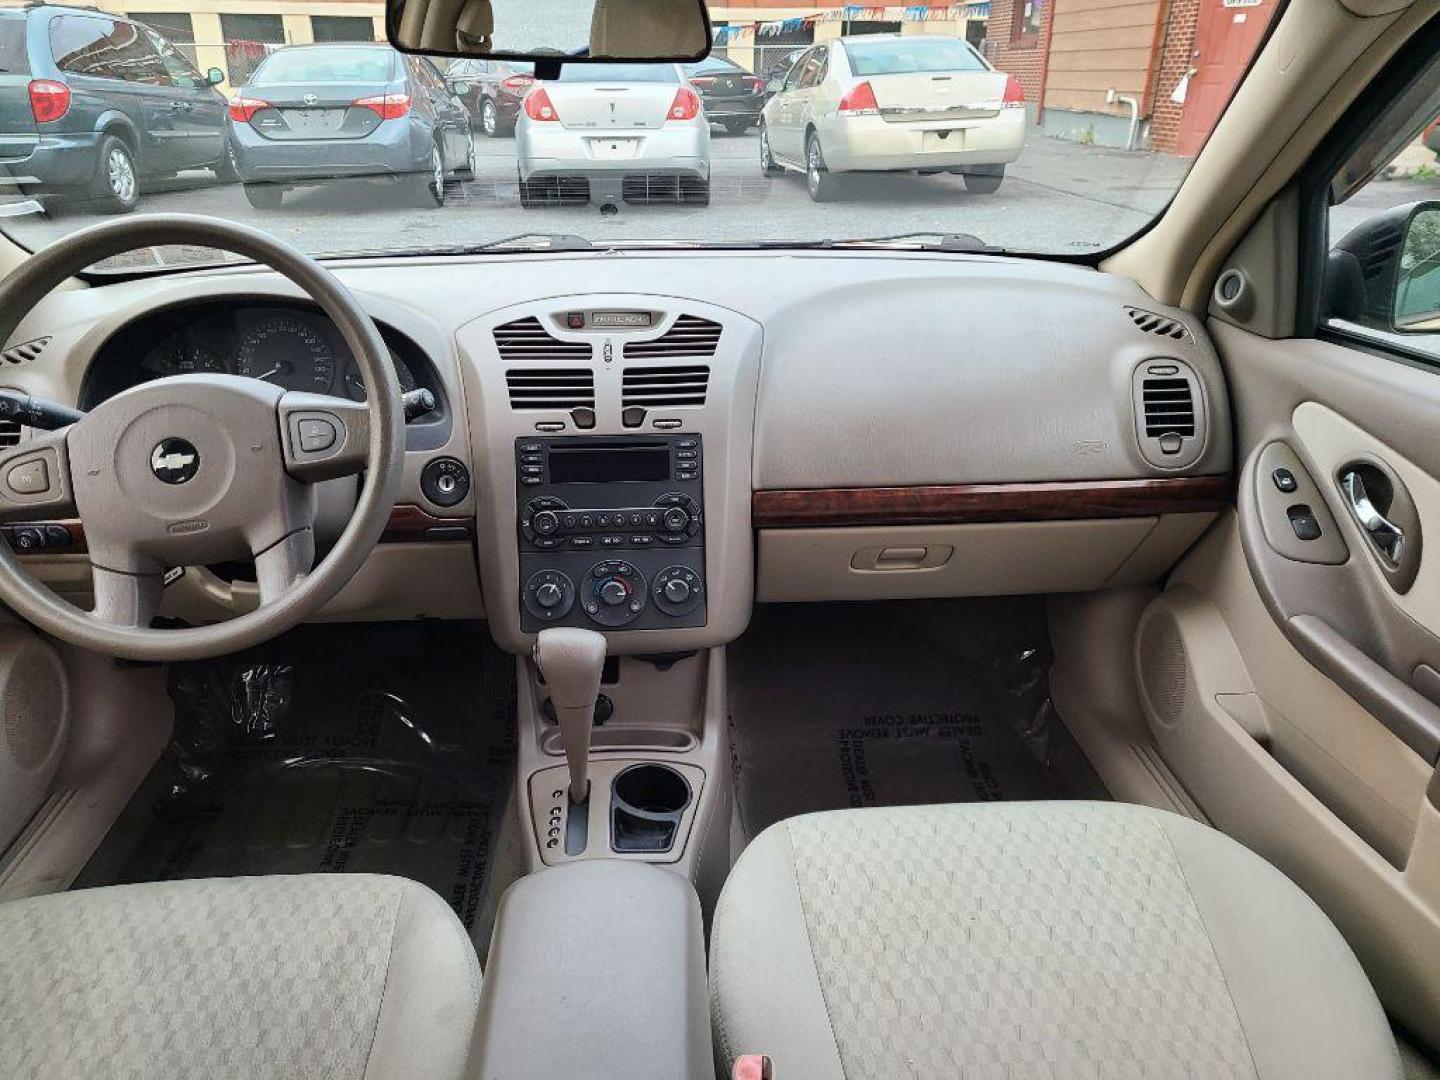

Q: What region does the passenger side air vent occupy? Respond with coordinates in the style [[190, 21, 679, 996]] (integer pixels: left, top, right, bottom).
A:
[[623, 316, 722, 359], [1125, 306, 1192, 343], [1, 337, 51, 366], [1132, 360, 1205, 469], [506, 369, 595, 410], [622, 365, 709, 408], [493, 317, 591, 361]]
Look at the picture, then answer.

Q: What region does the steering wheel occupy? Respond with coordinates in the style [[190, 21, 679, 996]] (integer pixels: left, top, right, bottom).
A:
[[0, 215, 405, 661]]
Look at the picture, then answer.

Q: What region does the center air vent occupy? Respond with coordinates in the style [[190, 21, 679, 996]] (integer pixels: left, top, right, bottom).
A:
[[1125, 306, 1192, 343], [494, 317, 590, 361], [506, 369, 594, 410], [1132, 360, 1205, 469], [623, 315, 722, 359], [622, 366, 709, 408], [0, 419, 20, 448]]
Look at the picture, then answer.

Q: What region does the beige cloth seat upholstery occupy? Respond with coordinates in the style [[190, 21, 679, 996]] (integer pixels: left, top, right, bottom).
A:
[[710, 802, 1401, 1080], [0, 874, 481, 1080]]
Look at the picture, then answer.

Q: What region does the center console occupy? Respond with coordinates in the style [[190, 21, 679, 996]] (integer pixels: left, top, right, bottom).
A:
[[516, 434, 707, 631]]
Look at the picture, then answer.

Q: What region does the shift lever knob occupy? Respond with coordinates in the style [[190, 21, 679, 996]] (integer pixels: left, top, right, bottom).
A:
[[533, 627, 606, 804]]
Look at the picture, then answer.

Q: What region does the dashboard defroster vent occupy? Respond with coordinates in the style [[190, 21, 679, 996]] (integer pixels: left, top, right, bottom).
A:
[[622, 366, 709, 408], [493, 317, 591, 361], [623, 316, 722, 359], [506, 369, 595, 410], [1, 337, 51, 366], [1125, 306, 1192, 343]]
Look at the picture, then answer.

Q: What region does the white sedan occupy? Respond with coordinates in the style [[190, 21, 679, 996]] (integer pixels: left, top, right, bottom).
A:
[[760, 35, 1026, 201], [515, 63, 711, 207]]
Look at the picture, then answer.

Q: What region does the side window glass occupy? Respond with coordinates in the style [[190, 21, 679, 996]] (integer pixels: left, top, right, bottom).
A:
[[1321, 53, 1440, 361], [782, 51, 810, 92], [50, 16, 111, 78], [146, 28, 199, 89], [801, 49, 827, 89]]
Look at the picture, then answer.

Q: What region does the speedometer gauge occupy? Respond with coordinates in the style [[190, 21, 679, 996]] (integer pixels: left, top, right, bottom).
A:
[[235, 316, 335, 392]]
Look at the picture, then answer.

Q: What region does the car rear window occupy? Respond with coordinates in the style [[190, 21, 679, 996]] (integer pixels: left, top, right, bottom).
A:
[[250, 47, 397, 85], [0, 18, 28, 76], [845, 38, 987, 76], [558, 63, 677, 83]]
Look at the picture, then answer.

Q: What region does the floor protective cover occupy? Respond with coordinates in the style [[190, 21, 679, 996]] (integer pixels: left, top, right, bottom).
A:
[[79, 621, 516, 935], [728, 599, 1108, 838]]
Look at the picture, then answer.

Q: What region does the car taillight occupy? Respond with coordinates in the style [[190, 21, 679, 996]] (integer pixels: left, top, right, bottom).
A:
[[837, 81, 878, 116], [1002, 75, 1024, 108], [523, 87, 559, 121], [353, 93, 411, 120], [226, 96, 270, 123], [28, 80, 70, 124], [500, 74, 534, 93], [743, 75, 764, 95], [667, 86, 700, 122]]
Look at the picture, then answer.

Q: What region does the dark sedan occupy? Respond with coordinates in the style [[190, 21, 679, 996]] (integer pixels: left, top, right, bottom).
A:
[[682, 56, 765, 135], [446, 58, 534, 138], [228, 44, 475, 209]]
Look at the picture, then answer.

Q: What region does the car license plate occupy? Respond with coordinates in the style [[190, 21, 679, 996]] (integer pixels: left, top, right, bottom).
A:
[[285, 109, 345, 132], [922, 129, 965, 151], [589, 137, 641, 160]]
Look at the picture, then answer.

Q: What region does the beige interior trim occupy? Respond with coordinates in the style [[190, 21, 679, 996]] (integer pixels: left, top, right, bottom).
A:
[[1105, 0, 1437, 309]]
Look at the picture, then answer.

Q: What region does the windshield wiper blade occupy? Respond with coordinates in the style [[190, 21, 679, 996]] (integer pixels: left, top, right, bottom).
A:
[[444, 233, 595, 253], [827, 232, 1003, 253]]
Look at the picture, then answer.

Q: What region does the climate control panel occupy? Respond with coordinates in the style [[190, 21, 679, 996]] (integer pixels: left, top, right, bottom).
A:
[[516, 435, 706, 633]]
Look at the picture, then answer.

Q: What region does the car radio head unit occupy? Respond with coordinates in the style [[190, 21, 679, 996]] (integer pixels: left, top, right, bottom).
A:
[[515, 434, 705, 633]]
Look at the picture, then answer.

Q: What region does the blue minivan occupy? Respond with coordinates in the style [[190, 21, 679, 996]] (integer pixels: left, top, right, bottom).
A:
[[0, 4, 229, 213]]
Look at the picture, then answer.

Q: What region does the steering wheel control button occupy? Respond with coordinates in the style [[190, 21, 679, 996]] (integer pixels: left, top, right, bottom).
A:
[[5, 458, 49, 496], [1272, 468, 1299, 494], [654, 565, 704, 617], [149, 439, 201, 485], [523, 569, 575, 621], [296, 417, 338, 453], [584, 561, 647, 627], [421, 457, 470, 508]]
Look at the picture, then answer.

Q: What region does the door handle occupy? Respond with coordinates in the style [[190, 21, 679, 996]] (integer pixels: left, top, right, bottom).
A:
[[1341, 469, 1405, 563]]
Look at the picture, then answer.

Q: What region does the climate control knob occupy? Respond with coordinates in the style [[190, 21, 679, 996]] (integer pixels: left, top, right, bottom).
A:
[[662, 578, 691, 605], [653, 565, 703, 618], [522, 569, 575, 622], [599, 579, 628, 606], [583, 561, 647, 627], [535, 581, 565, 609]]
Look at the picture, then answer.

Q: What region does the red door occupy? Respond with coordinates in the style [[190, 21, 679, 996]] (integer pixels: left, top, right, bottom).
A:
[[1173, 0, 1277, 157]]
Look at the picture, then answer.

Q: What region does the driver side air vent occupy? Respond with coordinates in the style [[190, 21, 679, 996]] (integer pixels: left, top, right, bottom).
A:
[[623, 315, 722, 359], [1, 337, 51, 366], [622, 366, 709, 408], [1125, 306, 1192, 343], [506, 369, 595, 410], [1132, 360, 1205, 469], [493, 317, 591, 361]]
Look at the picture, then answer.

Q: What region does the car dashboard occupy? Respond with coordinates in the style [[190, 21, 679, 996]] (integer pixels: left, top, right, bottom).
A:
[[0, 250, 1233, 649]]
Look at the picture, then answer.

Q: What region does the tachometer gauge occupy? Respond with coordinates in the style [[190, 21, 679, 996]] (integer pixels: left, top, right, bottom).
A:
[[342, 354, 418, 401], [148, 343, 226, 378], [235, 316, 335, 392]]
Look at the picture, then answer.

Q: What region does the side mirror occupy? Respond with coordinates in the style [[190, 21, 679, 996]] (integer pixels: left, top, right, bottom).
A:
[[1327, 200, 1440, 333], [205, 67, 225, 86], [449, 80, 472, 95]]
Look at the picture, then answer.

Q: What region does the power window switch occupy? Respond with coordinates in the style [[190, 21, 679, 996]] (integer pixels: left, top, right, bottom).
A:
[[1287, 504, 1323, 542], [1272, 467, 1299, 494]]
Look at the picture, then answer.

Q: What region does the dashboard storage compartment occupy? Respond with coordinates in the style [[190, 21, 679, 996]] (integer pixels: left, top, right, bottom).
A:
[[611, 763, 693, 852], [470, 860, 713, 1080]]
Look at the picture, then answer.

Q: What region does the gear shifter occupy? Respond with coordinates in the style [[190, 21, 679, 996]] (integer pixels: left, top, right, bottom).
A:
[[533, 627, 606, 805]]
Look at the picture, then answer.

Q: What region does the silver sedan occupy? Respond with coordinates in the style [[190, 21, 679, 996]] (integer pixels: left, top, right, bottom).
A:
[[515, 63, 711, 207]]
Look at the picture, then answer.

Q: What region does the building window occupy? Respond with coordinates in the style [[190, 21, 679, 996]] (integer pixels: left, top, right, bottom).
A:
[[128, 12, 196, 66], [1013, 0, 1043, 42], [311, 16, 375, 43], [220, 13, 284, 84]]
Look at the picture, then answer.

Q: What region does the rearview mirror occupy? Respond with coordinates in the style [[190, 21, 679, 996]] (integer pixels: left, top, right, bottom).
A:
[[386, 0, 712, 65], [1327, 200, 1440, 333]]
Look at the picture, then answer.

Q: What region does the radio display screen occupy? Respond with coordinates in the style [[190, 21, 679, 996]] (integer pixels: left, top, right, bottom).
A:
[[548, 443, 670, 484]]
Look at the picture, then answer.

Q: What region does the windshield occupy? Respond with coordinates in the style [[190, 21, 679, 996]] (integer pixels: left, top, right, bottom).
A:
[[0, 6, 1284, 270]]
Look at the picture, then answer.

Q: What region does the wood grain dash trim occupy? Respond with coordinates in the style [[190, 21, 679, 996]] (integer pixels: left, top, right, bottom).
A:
[[751, 475, 1231, 529]]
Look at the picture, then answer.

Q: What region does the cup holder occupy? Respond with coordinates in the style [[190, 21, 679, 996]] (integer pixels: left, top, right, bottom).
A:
[[610, 764, 692, 854]]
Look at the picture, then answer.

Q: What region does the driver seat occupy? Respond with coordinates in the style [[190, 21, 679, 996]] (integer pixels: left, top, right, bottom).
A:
[[0, 874, 481, 1080]]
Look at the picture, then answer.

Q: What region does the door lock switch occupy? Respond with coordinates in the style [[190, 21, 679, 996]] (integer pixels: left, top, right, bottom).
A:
[[1287, 504, 1323, 542]]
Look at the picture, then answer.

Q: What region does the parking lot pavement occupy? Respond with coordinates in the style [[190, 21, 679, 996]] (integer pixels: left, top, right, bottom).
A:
[[2, 128, 1203, 261]]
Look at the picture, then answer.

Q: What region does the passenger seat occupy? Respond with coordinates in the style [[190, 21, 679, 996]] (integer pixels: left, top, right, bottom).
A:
[[709, 801, 1400, 1079]]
